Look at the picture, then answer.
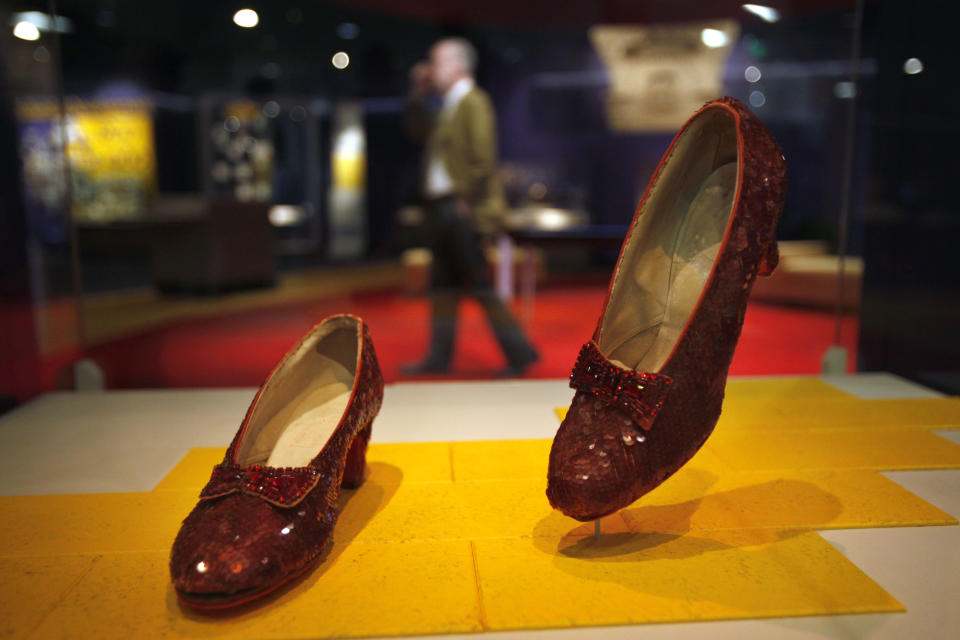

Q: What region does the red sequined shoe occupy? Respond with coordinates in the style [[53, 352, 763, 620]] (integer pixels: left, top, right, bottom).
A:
[[170, 314, 383, 608], [546, 98, 786, 521]]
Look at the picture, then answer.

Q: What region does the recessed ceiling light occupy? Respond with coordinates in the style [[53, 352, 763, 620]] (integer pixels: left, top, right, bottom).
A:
[[13, 21, 40, 41], [332, 51, 350, 69], [742, 4, 781, 23], [701, 28, 729, 48], [233, 9, 259, 28]]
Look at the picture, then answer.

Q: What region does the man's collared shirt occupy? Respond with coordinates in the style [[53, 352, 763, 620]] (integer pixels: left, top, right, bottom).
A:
[[424, 76, 475, 198]]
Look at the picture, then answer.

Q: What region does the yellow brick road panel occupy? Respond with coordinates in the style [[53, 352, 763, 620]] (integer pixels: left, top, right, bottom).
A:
[[341, 477, 628, 543], [0, 491, 196, 557], [620, 470, 956, 533], [710, 427, 960, 472], [451, 439, 551, 481], [0, 554, 97, 639], [153, 442, 452, 492], [717, 397, 960, 431], [474, 529, 902, 631], [31, 542, 481, 639], [452, 438, 731, 482], [366, 441, 453, 483], [556, 397, 960, 430], [151, 448, 223, 491], [724, 377, 854, 399]]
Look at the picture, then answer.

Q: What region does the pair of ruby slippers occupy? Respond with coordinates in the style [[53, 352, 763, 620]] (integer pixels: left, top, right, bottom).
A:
[[170, 97, 786, 608]]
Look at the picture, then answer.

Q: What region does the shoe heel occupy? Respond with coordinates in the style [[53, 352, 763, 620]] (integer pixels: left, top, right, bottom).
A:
[[342, 421, 372, 489], [758, 238, 779, 277]]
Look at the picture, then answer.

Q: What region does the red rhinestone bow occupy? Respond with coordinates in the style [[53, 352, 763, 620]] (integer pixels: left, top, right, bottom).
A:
[[568, 341, 673, 431], [199, 463, 321, 507]]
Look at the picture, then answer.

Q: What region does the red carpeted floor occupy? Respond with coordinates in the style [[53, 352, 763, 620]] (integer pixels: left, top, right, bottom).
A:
[[88, 286, 858, 389]]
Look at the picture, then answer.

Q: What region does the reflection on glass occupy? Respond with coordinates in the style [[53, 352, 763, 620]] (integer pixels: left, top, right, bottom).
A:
[[700, 28, 729, 48], [741, 4, 781, 23], [902, 57, 923, 75]]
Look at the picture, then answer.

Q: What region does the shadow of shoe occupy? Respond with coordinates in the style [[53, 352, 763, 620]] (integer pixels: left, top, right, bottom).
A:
[[533, 475, 843, 563]]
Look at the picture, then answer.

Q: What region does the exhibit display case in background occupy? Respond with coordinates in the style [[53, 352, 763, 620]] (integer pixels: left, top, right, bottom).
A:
[[1, 0, 958, 408]]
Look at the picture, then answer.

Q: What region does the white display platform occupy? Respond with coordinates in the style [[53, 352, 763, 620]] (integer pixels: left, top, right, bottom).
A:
[[0, 373, 957, 640]]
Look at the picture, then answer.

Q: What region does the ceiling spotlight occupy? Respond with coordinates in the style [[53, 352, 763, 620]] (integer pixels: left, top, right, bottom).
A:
[[13, 21, 40, 41], [701, 28, 729, 48], [742, 4, 781, 23], [233, 9, 259, 28], [332, 51, 350, 70], [903, 57, 923, 75]]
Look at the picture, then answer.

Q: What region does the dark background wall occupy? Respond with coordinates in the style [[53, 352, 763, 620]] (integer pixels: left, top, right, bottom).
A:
[[857, 0, 960, 393]]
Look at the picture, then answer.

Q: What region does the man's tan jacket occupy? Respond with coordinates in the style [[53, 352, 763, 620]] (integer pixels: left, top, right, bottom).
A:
[[406, 87, 508, 234]]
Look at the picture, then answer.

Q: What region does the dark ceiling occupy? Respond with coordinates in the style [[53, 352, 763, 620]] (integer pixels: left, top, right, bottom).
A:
[[337, 0, 861, 26], [3, 0, 865, 97]]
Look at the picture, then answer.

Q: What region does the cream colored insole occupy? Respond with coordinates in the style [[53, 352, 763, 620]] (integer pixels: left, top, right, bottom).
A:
[[635, 162, 734, 371], [241, 356, 355, 468], [264, 385, 352, 468], [636, 243, 720, 370], [607, 161, 736, 372]]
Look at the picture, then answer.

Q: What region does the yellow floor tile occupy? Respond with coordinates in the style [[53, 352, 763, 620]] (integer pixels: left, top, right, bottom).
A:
[[553, 377, 855, 423], [718, 396, 960, 431], [710, 427, 960, 472], [474, 529, 902, 631], [451, 439, 731, 482], [0, 492, 196, 557], [154, 443, 451, 493], [557, 396, 960, 431], [366, 441, 452, 483], [451, 439, 550, 481], [32, 542, 481, 639], [342, 477, 628, 543], [620, 470, 956, 534], [724, 377, 853, 399], [152, 447, 223, 491], [0, 554, 97, 639]]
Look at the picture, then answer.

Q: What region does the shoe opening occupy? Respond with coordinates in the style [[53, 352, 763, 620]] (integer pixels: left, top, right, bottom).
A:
[[236, 317, 360, 468], [598, 108, 739, 373]]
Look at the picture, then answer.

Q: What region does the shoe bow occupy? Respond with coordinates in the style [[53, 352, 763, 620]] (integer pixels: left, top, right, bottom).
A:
[[199, 463, 322, 507], [569, 341, 673, 432]]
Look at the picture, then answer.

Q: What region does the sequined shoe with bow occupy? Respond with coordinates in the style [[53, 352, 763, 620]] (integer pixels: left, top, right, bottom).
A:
[[170, 314, 383, 608], [546, 98, 786, 521]]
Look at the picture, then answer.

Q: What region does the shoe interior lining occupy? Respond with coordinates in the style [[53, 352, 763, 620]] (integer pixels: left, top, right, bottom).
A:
[[236, 318, 359, 468], [598, 109, 739, 373]]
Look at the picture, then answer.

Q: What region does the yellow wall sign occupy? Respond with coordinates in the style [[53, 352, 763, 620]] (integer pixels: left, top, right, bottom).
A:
[[18, 99, 157, 223], [67, 106, 156, 182]]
